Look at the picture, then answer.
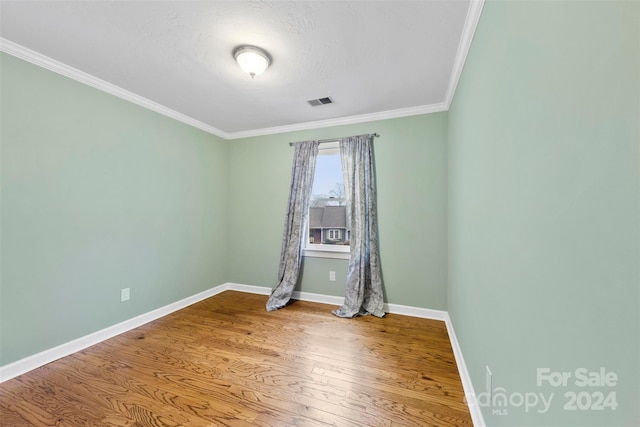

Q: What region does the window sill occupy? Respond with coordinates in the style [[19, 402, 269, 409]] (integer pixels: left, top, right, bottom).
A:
[[303, 247, 350, 260]]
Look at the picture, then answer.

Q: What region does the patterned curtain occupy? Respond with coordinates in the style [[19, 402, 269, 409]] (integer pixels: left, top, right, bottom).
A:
[[333, 134, 385, 318], [266, 140, 319, 311]]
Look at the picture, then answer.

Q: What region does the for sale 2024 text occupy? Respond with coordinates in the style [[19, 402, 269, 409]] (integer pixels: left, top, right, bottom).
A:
[[537, 368, 618, 411]]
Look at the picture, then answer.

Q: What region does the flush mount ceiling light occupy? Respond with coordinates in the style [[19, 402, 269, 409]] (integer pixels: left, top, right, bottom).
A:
[[233, 45, 271, 79]]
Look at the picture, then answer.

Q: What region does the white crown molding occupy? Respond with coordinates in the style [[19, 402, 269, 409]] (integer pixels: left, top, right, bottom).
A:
[[444, 0, 485, 109], [0, 38, 448, 141], [1, 0, 482, 139], [0, 38, 232, 140], [225, 103, 448, 140], [0, 0, 484, 140]]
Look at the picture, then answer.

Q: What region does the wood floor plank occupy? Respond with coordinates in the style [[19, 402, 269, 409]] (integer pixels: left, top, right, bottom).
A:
[[0, 291, 473, 426]]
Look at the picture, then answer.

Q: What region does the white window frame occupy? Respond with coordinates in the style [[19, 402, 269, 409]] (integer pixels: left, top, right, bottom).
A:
[[304, 141, 350, 260]]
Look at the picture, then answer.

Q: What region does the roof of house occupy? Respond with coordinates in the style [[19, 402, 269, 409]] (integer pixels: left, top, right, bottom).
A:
[[309, 206, 347, 229], [309, 207, 324, 229]]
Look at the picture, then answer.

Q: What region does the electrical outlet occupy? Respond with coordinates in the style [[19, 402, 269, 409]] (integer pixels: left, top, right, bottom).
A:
[[121, 288, 130, 302], [329, 271, 336, 281]]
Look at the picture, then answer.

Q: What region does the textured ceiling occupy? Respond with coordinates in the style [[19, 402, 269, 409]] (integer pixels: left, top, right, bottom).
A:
[[0, 1, 481, 138]]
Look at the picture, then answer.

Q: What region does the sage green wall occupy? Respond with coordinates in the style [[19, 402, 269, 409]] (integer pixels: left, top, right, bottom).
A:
[[0, 53, 229, 365], [228, 113, 448, 309], [448, 1, 639, 426]]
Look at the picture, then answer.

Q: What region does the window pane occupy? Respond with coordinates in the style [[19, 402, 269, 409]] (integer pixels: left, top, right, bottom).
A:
[[309, 149, 349, 247], [311, 152, 343, 202]]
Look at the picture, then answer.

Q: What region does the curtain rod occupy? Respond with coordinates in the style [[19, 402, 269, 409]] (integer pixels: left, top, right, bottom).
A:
[[288, 133, 379, 146]]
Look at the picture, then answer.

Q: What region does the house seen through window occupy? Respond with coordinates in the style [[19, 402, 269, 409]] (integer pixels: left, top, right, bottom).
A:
[[307, 142, 349, 252]]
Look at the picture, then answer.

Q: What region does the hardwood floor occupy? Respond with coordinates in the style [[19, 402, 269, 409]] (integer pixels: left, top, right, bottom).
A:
[[0, 291, 473, 426]]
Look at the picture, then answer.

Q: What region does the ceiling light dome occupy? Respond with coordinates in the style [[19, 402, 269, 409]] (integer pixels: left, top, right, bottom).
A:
[[233, 45, 271, 79]]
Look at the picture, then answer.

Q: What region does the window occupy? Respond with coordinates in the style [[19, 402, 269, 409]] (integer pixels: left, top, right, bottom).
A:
[[327, 229, 341, 241], [304, 141, 350, 259]]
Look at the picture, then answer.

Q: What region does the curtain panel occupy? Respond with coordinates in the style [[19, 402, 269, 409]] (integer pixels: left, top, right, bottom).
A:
[[266, 140, 319, 312], [267, 134, 384, 318], [332, 134, 385, 318]]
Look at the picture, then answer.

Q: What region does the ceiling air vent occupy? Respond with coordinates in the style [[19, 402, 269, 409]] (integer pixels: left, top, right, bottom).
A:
[[307, 96, 334, 107]]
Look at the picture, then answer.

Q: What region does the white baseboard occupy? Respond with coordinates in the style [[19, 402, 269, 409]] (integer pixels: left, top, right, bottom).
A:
[[226, 283, 347, 307], [0, 281, 484, 427], [385, 302, 448, 320], [444, 314, 486, 427], [226, 283, 483, 426], [226, 284, 451, 322], [0, 283, 228, 383], [226, 282, 271, 295], [292, 290, 344, 306], [225, 284, 346, 307]]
